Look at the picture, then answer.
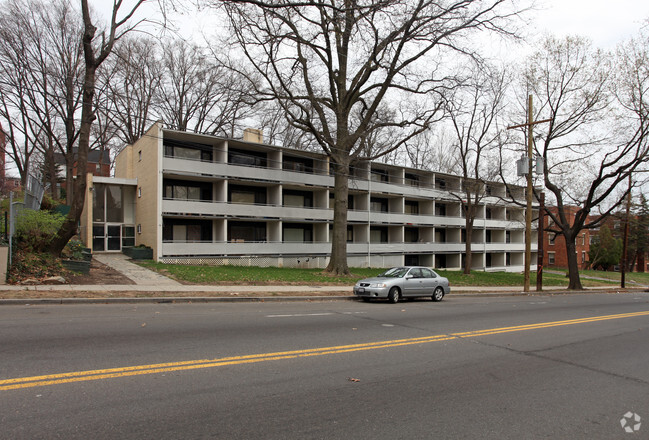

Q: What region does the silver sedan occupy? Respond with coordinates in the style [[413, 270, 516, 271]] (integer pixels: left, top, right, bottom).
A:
[[353, 266, 450, 303]]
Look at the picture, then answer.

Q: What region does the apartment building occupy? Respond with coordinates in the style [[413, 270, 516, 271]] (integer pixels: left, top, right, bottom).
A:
[[543, 206, 593, 270], [80, 122, 538, 271]]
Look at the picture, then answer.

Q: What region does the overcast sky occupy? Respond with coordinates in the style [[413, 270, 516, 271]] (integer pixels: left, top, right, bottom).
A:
[[96, 1, 649, 52], [533, 0, 648, 48]]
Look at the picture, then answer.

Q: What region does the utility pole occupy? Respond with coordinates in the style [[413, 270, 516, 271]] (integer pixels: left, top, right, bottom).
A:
[[508, 95, 551, 292]]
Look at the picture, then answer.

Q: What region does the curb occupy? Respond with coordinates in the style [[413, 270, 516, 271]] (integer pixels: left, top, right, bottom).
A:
[[0, 288, 645, 306]]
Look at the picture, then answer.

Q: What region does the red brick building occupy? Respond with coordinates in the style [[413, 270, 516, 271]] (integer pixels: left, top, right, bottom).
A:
[[54, 148, 111, 197], [543, 206, 594, 270]]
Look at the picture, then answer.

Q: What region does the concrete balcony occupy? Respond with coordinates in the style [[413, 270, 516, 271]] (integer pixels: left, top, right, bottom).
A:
[[163, 157, 334, 188], [162, 241, 333, 256], [162, 199, 333, 221]]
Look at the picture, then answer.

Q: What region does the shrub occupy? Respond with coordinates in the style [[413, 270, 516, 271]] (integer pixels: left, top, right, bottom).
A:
[[14, 209, 65, 252], [63, 239, 85, 260]]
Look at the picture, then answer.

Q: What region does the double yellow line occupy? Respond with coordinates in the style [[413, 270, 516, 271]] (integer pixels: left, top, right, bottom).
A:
[[2, 310, 648, 391]]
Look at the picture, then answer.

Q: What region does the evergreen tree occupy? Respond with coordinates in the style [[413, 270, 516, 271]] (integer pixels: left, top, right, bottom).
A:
[[589, 225, 622, 271]]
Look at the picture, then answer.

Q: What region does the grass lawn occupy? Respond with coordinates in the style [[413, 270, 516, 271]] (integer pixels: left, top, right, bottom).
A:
[[547, 269, 649, 286], [138, 262, 626, 288]]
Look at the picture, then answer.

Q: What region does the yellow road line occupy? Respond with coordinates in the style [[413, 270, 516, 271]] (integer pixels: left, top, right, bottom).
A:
[[2, 310, 648, 391]]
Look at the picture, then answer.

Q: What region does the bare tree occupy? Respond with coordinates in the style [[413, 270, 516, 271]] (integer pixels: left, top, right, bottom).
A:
[[102, 36, 163, 145], [0, 0, 83, 196], [157, 38, 257, 137], [445, 62, 510, 274], [525, 35, 649, 289], [49, 0, 152, 255], [257, 100, 314, 149], [403, 128, 461, 172], [211, 0, 525, 274]]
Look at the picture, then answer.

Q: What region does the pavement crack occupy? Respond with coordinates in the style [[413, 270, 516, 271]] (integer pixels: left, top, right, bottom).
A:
[[465, 337, 649, 387]]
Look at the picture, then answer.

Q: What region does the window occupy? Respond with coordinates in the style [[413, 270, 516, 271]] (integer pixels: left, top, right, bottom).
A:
[[420, 268, 436, 278], [506, 252, 511, 266], [549, 234, 556, 246], [404, 227, 419, 243], [404, 200, 419, 215], [283, 190, 313, 208], [122, 226, 135, 247], [93, 184, 125, 223], [548, 252, 555, 265], [227, 221, 266, 242], [370, 197, 388, 213], [283, 155, 313, 173], [164, 139, 212, 162], [283, 223, 313, 242], [164, 179, 212, 201], [163, 219, 212, 242], [228, 185, 267, 205], [370, 227, 388, 243], [370, 169, 389, 182], [486, 230, 492, 243], [506, 231, 511, 243], [485, 207, 492, 219], [582, 251, 586, 263], [405, 173, 419, 187], [405, 254, 420, 266], [435, 203, 447, 216], [435, 178, 446, 189], [138, 151, 142, 161], [93, 184, 105, 222], [228, 148, 267, 167]]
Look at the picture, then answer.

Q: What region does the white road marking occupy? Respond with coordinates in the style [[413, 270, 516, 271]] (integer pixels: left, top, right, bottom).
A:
[[266, 312, 367, 318]]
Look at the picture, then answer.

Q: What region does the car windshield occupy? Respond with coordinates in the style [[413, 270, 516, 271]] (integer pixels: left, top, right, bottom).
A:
[[378, 267, 409, 278]]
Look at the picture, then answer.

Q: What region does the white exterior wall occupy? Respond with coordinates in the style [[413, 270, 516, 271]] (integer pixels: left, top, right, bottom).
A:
[[125, 128, 538, 270]]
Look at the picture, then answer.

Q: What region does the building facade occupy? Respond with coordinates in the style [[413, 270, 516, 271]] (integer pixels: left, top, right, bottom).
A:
[[82, 122, 539, 270], [542, 206, 596, 270]]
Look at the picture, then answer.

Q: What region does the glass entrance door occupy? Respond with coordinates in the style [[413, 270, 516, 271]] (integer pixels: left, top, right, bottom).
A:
[[106, 224, 122, 251]]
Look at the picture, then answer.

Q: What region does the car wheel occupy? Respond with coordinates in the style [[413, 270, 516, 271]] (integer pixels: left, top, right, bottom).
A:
[[432, 286, 444, 302], [388, 287, 401, 304]]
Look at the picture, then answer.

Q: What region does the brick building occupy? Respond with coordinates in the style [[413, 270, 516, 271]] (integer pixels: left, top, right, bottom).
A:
[[543, 205, 594, 270]]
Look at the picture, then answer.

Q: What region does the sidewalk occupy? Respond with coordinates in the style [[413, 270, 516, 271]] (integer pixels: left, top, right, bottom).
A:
[[93, 253, 182, 286], [0, 283, 643, 305], [0, 253, 646, 304]]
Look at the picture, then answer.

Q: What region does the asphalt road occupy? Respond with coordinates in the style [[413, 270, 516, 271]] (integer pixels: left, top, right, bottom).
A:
[[1, 292, 648, 439]]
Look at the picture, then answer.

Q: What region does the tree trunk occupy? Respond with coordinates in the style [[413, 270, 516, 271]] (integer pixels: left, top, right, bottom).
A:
[[464, 218, 473, 275], [49, 64, 95, 255], [565, 237, 583, 290], [325, 161, 350, 275]]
